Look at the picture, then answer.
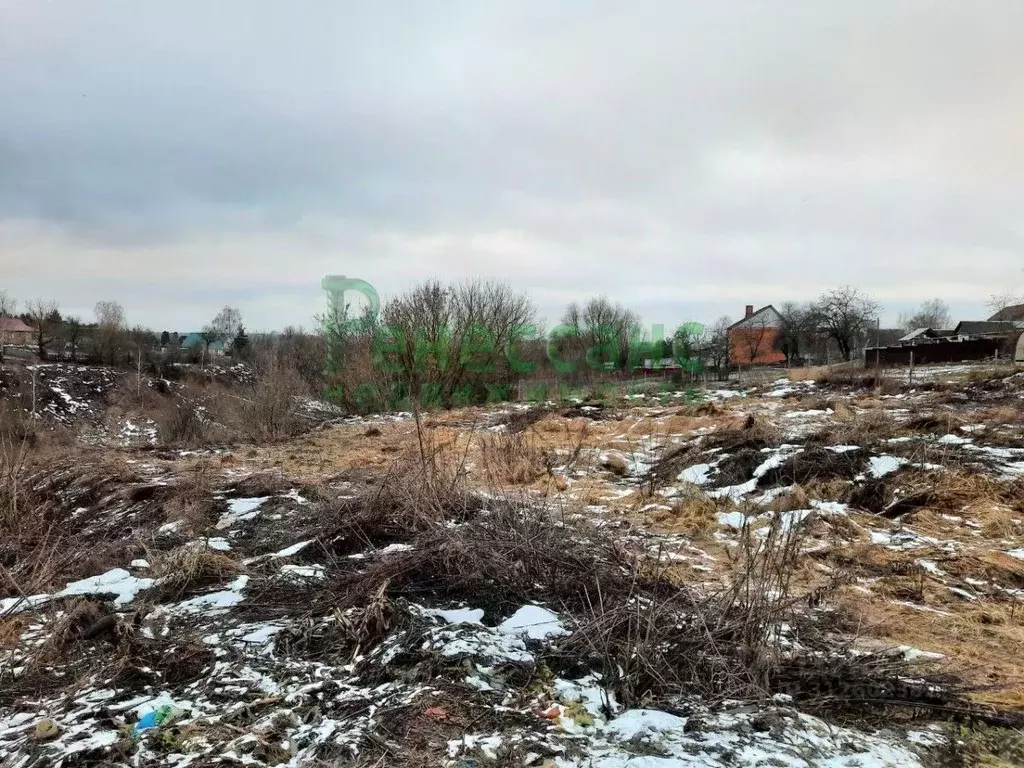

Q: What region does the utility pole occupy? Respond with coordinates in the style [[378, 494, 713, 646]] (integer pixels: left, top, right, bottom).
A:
[[875, 317, 881, 372]]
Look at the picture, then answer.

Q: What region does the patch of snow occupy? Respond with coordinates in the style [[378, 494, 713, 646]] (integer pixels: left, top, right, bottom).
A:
[[279, 564, 326, 581], [173, 575, 249, 614], [269, 539, 314, 558], [869, 455, 908, 478], [678, 463, 712, 485], [716, 511, 748, 530], [424, 607, 486, 625], [604, 709, 687, 739], [810, 500, 850, 516], [216, 497, 270, 530], [379, 543, 414, 555], [57, 568, 155, 608], [709, 479, 758, 499], [782, 408, 832, 418], [200, 537, 232, 552], [498, 605, 568, 640], [0, 594, 50, 615]]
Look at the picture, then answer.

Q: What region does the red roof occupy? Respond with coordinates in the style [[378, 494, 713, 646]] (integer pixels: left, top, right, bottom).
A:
[[0, 318, 34, 333]]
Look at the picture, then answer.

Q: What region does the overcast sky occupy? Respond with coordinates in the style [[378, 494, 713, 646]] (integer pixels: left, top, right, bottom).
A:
[[1, 1, 1022, 332]]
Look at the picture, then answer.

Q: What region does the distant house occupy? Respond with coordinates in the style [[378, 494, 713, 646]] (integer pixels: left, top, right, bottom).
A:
[[728, 305, 786, 366], [988, 304, 1024, 322], [953, 320, 1023, 337], [866, 315, 1024, 366], [0, 317, 35, 347], [180, 333, 226, 355], [897, 328, 956, 344]]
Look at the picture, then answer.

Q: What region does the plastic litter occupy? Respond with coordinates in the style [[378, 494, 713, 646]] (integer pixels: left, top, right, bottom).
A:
[[32, 718, 61, 741], [132, 704, 183, 736]]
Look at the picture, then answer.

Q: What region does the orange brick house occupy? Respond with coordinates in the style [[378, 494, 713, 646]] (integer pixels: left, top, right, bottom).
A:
[[728, 305, 786, 366]]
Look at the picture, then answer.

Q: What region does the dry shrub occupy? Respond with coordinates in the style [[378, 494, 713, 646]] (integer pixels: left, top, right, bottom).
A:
[[38, 598, 109, 658], [0, 401, 38, 446], [976, 504, 1021, 540], [323, 459, 482, 554], [235, 360, 306, 442], [980, 405, 1022, 425], [106, 374, 168, 413], [902, 411, 968, 435], [344, 503, 635, 621], [225, 470, 294, 498], [149, 547, 243, 599], [556, 513, 866, 709], [764, 485, 810, 513], [0, 438, 65, 597], [0, 616, 24, 648], [667, 493, 719, 538], [495, 406, 551, 433], [478, 431, 548, 486], [648, 416, 779, 489], [157, 395, 213, 445], [760, 446, 867, 486], [828, 409, 898, 446], [831, 400, 856, 421], [163, 465, 220, 532], [817, 369, 903, 395]]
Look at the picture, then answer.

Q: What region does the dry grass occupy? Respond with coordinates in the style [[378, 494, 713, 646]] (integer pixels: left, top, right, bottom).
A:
[[813, 409, 898, 446], [162, 465, 221, 532], [656, 493, 720, 539], [839, 588, 1024, 709], [478, 431, 549, 486], [234, 360, 307, 442], [157, 394, 214, 445], [148, 547, 244, 599]]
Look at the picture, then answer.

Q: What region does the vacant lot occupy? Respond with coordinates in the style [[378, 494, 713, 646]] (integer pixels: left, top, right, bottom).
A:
[[2, 362, 1024, 767]]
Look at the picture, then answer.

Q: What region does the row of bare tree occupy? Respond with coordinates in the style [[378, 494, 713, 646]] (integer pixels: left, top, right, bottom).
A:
[[0, 291, 250, 367]]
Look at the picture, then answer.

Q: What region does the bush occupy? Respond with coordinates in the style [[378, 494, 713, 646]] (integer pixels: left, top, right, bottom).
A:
[[157, 397, 212, 445], [236, 361, 305, 442]]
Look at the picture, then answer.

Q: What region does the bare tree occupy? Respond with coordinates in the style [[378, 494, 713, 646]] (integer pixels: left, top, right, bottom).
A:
[[25, 299, 60, 360], [670, 321, 708, 379], [381, 279, 537, 408], [811, 287, 881, 362], [561, 296, 641, 374], [897, 298, 952, 331], [777, 302, 816, 365], [62, 317, 86, 363], [95, 300, 126, 329], [706, 315, 732, 378], [93, 301, 127, 364], [738, 314, 772, 365], [985, 292, 1024, 319], [194, 306, 243, 367], [210, 306, 243, 345]]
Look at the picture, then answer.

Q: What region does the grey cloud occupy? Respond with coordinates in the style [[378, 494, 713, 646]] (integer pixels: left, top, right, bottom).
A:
[[1, 1, 1022, 329]]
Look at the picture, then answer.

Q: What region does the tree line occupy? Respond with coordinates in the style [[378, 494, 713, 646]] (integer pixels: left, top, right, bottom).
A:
[[1, 280, 1004, 414], [0, 291, 250, 367]]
